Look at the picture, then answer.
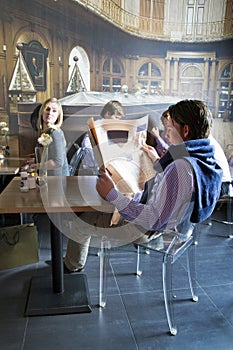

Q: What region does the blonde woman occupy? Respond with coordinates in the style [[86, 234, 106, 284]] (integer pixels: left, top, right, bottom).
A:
[[37, 97, 69, 176]]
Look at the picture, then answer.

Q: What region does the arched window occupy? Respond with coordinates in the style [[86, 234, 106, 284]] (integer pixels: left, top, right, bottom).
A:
[[180, 64, 203, 99], [138, 62, 162, 94], [182, 66, 202, 77], [102, 57, 122, 92]]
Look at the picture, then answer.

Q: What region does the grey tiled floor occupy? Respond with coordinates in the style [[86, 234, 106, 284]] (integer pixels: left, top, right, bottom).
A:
[[0, 206, 233, 350]]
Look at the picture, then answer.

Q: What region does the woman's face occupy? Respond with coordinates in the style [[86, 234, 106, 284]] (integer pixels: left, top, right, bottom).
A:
[[42, 102, 59, 126]]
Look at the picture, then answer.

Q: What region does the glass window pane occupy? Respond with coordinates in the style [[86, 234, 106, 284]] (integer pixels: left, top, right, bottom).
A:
[[151, 81, 159, 87], [186, 7, 194, 35], [151, 63, 161, 76], [112, 59, 121, 73], [138, 63, 149, 76], [197, 7, 204, 24], [103, 58, 110, 72], [221, 64, 230, 78], [197, 7, 204, 34], [138, 80, 148, 90], [112, 78, 121, 92], [102, 77, 110, 91]]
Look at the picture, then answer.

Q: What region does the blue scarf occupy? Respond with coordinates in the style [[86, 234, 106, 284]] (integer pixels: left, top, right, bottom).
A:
[[155, 139, 223, 222], [142, 139, 223, 223]]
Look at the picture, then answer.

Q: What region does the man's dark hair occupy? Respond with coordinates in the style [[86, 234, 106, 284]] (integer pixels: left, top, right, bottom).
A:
[[168, 99, 212, 139]]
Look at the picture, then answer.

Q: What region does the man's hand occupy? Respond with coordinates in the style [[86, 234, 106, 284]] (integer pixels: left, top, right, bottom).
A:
[[96, 169, 115, 200], [151, 126, 160, 139], [141, 144, 160, 163]]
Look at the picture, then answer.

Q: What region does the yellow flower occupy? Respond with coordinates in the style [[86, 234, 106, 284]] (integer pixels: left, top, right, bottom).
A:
[[38, 133, 53, 147], [0, 122, 7, 128]]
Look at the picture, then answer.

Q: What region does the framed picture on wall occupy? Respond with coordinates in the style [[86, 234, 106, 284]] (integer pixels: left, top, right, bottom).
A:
[[22, 40, 48, 91]]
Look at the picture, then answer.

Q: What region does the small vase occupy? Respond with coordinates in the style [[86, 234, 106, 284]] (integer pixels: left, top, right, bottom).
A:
[[36, 168, 47, 187], [35, 146, 48, 187]]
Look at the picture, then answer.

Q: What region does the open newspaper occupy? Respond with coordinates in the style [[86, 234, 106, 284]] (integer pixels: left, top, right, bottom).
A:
[[88, 115, 155, 196]]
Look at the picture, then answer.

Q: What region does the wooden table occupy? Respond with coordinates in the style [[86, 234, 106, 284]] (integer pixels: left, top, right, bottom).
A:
[[0, 176, 113, 315], [0, 157, 23, 175], [0, 156, 34, 222]]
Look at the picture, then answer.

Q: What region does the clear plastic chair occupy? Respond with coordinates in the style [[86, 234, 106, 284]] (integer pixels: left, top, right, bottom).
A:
[[135, 227, 199, 335], [68, 144, 98, 176], [99, 224, 199, 336], [68, 144, 84, 175]]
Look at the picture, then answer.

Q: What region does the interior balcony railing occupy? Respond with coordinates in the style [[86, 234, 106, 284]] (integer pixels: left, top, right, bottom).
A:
[[75, 0, 233, 42]]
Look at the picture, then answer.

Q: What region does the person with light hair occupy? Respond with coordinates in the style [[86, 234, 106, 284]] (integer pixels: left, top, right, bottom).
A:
[[36, 97, 69, 176]]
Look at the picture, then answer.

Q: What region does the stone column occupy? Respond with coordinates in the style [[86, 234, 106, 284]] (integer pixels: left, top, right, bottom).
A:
[[209, 59, 216, 109], [203, 58, 209, 100], [173, 58, 179, 94], [165, 58, 171, 94]]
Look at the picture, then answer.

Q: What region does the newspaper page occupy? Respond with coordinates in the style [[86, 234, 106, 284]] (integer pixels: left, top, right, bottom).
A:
[[88, 115, 155, 195]]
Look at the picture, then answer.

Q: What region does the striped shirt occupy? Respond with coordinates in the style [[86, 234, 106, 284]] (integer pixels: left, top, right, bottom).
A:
[[106, 158, 195, 232]]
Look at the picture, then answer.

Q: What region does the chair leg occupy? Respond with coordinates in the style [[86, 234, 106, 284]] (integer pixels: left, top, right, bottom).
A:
[[186, 245, 198, 302], [137, 244, 177, 334], [227, 196, 233, 238], [99, 237, 110, 308], [162, 255, 177, 335], [204, 217, 212, 226], [136, 245, 143, 276], [136, 233, 199, 335]]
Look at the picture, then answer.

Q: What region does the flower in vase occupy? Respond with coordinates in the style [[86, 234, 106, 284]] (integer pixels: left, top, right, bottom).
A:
[[0, 122, 7, 128], [38, 133, 53, 147], [37, 133, 53, 174]]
